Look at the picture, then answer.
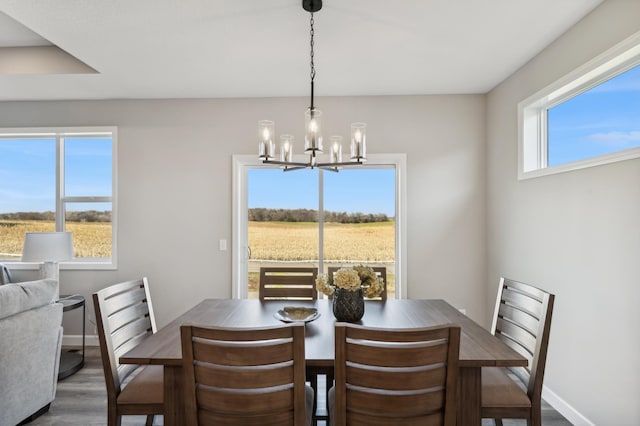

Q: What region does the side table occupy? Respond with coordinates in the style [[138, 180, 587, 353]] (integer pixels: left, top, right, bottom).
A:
[[57, 294, 85, 380]]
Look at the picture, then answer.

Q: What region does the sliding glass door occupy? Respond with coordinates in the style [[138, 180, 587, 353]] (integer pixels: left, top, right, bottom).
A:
[[323, 168, 396, 298], [244, 166, 396, 299]]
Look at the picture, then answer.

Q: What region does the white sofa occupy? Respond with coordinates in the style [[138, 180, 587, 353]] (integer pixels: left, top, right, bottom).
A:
[[0, 279, 63, 426]]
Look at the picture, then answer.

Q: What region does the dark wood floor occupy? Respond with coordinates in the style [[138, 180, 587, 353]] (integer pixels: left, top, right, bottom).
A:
[[27, 347, 573, 425]]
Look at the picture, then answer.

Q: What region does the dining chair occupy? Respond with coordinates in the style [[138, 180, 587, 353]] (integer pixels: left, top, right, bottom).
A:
[[93, 277, 164, 426], [180, 322, 313, 426], [482, 277, 555, 426], [259, 266, 318, 301], [259, 266, 321, 420], [327, 266, 387, 301], [331, 322, 461, 426]]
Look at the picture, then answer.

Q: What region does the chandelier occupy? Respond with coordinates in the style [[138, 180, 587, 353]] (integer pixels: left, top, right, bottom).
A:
[[258, 0, 367, 172]]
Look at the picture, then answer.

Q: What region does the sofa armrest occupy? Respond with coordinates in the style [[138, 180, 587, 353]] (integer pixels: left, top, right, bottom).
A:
[[0, 302, 63, 426]]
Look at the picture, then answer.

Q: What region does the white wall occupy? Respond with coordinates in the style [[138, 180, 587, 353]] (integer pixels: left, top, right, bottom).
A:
[[486, 1, 640, 425], [1, 94, 487, 333]]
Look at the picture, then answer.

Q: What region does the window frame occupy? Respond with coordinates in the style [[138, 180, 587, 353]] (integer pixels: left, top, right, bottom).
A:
[[232, 153, 407, 300], [0, 126, 118, 270], [518, 31, 640, 180]]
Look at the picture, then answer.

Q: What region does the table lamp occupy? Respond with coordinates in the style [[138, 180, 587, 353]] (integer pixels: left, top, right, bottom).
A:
[[22, 232, 74, 299]]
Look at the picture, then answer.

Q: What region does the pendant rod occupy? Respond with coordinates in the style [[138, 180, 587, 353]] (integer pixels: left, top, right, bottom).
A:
[[311, 81, 314, 110], [309, 11, 316, 112]]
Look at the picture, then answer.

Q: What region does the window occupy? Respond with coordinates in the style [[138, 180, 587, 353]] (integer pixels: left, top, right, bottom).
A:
[[246, 167, 396, 299], [233, 154, 407, 300], [0, 127, 117, 268], [519, 32, 640, 179]]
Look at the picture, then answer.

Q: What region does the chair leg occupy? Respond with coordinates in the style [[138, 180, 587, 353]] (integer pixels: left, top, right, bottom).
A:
[[527, 416, 541, 426], [145, 414, 155, 426], [107, 412, 121, 426], [530, 401, 542, 426], [494, 419, 503, 426]]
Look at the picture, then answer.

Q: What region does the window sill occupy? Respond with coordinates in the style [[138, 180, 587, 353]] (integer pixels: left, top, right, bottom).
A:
[[519, 146, 640, 180], [3, 260, 117, 271]]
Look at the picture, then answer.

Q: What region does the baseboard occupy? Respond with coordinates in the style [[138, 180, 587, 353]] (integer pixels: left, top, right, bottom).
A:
[[62, 334, 99, 347], [543, 385, 595, 426]]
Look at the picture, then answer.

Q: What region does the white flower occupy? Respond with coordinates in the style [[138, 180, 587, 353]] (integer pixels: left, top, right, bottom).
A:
[[316, 265, 385, 297]]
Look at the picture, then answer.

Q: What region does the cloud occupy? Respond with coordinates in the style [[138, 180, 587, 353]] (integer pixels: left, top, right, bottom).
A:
[[586, 130, 640, 146]]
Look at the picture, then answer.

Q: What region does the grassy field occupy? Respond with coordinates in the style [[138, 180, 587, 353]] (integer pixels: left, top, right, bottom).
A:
[[2, 220, 392, 261], [0, 220, 112, 259], [249, 221, 395, 261]]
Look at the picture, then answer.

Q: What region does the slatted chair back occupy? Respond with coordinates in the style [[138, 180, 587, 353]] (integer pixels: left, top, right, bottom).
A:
[[482, 277, 555, 426], [333, 323, 460, 426], [93, 277, 163, 425], [180, 323, 308, 426], [491, 277, 554, 402], [259, 267, 318, 301], [327, 266, 387, 301]]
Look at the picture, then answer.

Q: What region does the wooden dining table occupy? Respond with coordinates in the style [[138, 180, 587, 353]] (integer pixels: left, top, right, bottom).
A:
[[120, 298, 527, 425]]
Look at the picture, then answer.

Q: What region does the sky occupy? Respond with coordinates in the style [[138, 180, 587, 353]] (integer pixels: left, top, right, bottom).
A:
[[249, 167, 396, 217], [547, 64, 640, 166], [0, 137, 112, 213]]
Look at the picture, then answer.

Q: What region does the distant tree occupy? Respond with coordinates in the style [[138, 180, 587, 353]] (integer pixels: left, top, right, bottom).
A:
[[248, 208, 393, 224], [0, 211, 111, 223]]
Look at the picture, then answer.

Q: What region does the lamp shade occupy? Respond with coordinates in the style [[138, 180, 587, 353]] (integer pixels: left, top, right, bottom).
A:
[[22, 232, 74, 262]]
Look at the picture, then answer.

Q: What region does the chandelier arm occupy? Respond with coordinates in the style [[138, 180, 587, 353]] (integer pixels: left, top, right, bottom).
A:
[[262, 159, 310, 168], [262, 159, 364, 169], [318, 166, 340, 173], [283, 166, 310, 172], [316, 160, 365, 167]]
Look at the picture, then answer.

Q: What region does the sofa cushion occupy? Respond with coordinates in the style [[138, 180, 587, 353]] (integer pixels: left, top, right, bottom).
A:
[[0, 279, 58, 320]]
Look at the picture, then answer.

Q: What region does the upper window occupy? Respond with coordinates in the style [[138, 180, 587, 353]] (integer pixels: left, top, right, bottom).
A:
[[519, 32, 640, 179], [0, 127, 117, 268]]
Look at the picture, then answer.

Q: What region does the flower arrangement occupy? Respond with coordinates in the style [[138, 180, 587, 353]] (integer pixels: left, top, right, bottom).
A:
[[316, 265, 384, 298]]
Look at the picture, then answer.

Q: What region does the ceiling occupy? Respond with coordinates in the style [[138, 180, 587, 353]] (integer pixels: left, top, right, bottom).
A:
[[0, 0, 602, 102]]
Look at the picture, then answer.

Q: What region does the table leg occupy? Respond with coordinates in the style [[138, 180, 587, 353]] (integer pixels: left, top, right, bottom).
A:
[[163, 365, 184, 426], [306, 365, 334, 423], [458, 366, 481, 426], [309, 374, 318, 415]]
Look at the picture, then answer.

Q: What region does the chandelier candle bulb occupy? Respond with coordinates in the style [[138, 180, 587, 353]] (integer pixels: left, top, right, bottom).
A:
[[258, 120, 275, 159], [330, 136, 343, 163], [305, 108, 323, 152], [350, 122, 367, 161], [280, 134, 294, 162]]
